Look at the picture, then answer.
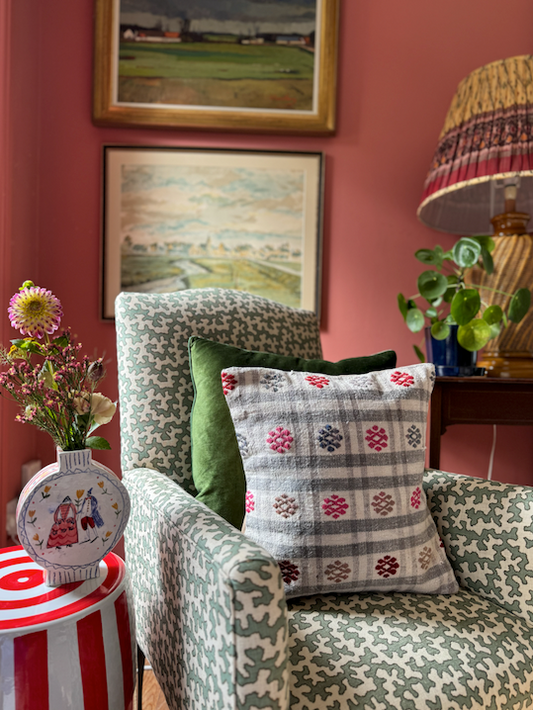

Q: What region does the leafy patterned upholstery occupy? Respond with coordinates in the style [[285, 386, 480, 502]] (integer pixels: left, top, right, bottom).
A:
[[116, 289, 533, 710], [115, 289, 322, 496]]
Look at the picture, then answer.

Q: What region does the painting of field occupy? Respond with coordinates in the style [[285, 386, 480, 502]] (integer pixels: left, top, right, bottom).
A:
[[117, 0, 317, 110], [121, 254, 301, 306], [102, 148, 323, 316]]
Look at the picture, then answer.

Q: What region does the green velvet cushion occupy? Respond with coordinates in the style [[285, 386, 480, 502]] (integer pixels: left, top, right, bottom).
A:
[[188, 337, 397, 528]]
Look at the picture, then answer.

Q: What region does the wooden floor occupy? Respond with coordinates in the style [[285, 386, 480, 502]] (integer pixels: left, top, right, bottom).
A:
[[133, 664, 170, 710]]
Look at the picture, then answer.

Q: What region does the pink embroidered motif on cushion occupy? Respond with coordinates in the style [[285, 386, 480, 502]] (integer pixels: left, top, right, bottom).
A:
[[245, 491, 255, 514], [266, 426, 293, 453], [305, 374, 330, 389]]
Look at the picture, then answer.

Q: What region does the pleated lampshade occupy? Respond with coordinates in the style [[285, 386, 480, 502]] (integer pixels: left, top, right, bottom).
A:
[[418, 55, 533, 235], [417, 55, 533, 377]]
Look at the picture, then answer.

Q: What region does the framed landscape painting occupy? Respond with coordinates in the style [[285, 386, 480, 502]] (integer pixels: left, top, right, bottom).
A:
[[101, 146, 324, 319], [93, 0, 339, 134]]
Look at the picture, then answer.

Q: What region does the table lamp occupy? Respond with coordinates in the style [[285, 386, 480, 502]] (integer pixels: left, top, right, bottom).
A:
[[417, 55, 533, 378]]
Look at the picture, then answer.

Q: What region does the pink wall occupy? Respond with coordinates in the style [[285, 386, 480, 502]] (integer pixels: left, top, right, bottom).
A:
[[2, 0, 533, 544], [0, 0, 40, 547]]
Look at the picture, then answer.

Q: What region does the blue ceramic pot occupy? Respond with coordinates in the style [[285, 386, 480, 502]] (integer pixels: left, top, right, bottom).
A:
[[425, 325, 484, 376]]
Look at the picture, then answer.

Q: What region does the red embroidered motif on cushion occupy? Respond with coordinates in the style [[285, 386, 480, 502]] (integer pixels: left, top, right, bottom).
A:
[[279, 560, 300, 584], [322, 495, 349, 519], [410, 487, 422, 509], [375, 555, 399, 578], [221, 371, 238, 395], [390, 371, 415, 387], [365, 426, 388, 451]]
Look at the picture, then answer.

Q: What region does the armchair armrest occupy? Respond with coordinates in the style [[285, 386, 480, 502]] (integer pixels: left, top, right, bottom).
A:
[[123, 468, 289, 710], [423, 469, 533, 624]]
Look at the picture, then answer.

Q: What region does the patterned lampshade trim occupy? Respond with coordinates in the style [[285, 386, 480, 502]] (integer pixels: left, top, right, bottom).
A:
[[418, 55, 533, 234]]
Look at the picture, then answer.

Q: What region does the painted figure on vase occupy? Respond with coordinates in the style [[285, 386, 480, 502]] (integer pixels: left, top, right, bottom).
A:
[[46, 496, 78, 549], [79, 488, 105, 543]]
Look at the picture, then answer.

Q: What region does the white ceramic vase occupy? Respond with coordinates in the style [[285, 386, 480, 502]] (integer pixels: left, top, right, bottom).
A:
[[16, 449, 130, 587]]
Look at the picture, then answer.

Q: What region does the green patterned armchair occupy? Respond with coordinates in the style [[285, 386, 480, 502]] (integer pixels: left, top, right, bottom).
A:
[[116, 288, 533, 710]]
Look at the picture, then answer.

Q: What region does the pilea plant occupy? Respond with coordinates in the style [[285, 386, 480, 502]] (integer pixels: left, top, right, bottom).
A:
[[398, 236, 531, 359]]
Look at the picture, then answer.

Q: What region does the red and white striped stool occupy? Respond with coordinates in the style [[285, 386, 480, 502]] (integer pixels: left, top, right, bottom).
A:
[[0, 546, 136, 710]]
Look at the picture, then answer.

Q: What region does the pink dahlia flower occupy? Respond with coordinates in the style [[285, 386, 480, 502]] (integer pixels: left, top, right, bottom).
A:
[[8, 284, 63, 338]]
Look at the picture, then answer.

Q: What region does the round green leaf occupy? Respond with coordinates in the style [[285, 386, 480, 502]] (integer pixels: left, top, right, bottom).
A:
[[415, 249, 433, 263], [425, 307, 438, 319], [443, 274, 459, 303], [430, 321, 450, 340], [508, 288, 531, 323], [417, 270, 448, 301], [415, 246, 444, 269], [482, 304, 503, 325], [406, 308, 425, 333], [397, 293, 408, 320], [452, 237, 482, 268], [443, 287, 456, 304], [457, 319, 492, 351], [451, 288, 481, 325]]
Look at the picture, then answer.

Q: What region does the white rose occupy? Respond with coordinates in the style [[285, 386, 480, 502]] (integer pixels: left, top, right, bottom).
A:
[[90, 392, 116, 425]]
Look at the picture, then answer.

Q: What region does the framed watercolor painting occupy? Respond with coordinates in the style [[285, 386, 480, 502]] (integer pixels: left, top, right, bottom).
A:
[[101, 146, 324, 319], [93, 0, 339, 134]]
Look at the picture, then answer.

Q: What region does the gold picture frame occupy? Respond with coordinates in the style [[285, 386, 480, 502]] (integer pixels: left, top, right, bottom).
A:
[[93, 0, 339, 134], [101, 146, 324, 319]]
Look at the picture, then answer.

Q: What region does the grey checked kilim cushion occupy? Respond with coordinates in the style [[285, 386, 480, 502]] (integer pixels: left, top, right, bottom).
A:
[[223, 363, 459, 598]]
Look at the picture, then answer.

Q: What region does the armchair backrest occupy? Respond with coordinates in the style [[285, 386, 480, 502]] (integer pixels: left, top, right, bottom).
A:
[[115, 288, 323, 495]]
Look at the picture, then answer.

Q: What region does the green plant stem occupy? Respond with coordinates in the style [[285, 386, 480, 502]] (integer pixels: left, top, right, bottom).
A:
[[469, 283, 513, 298], [42, 334, 58, 391]]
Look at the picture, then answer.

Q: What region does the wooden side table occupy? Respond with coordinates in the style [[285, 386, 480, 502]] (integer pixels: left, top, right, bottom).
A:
[[429, 376, 533, 469], [0, 547, 136, 710]]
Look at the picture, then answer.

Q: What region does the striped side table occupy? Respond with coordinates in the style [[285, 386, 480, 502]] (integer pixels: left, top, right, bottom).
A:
[[0, 546, 136, 710]]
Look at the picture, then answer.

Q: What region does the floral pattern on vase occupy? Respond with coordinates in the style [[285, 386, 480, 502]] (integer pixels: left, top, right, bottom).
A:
[[16, 449, 130, 586]]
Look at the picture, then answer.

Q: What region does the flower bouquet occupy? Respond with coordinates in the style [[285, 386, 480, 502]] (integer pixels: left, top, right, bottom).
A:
[[1, 281, 129, 586], [0, 281, 116, 450]]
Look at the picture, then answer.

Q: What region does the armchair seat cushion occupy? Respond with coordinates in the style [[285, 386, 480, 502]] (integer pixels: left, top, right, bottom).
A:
[[287, 589, 533, 709]]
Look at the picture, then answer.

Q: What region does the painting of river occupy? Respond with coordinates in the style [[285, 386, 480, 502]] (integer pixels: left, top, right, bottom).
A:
[[102, 147, 323, 318]]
